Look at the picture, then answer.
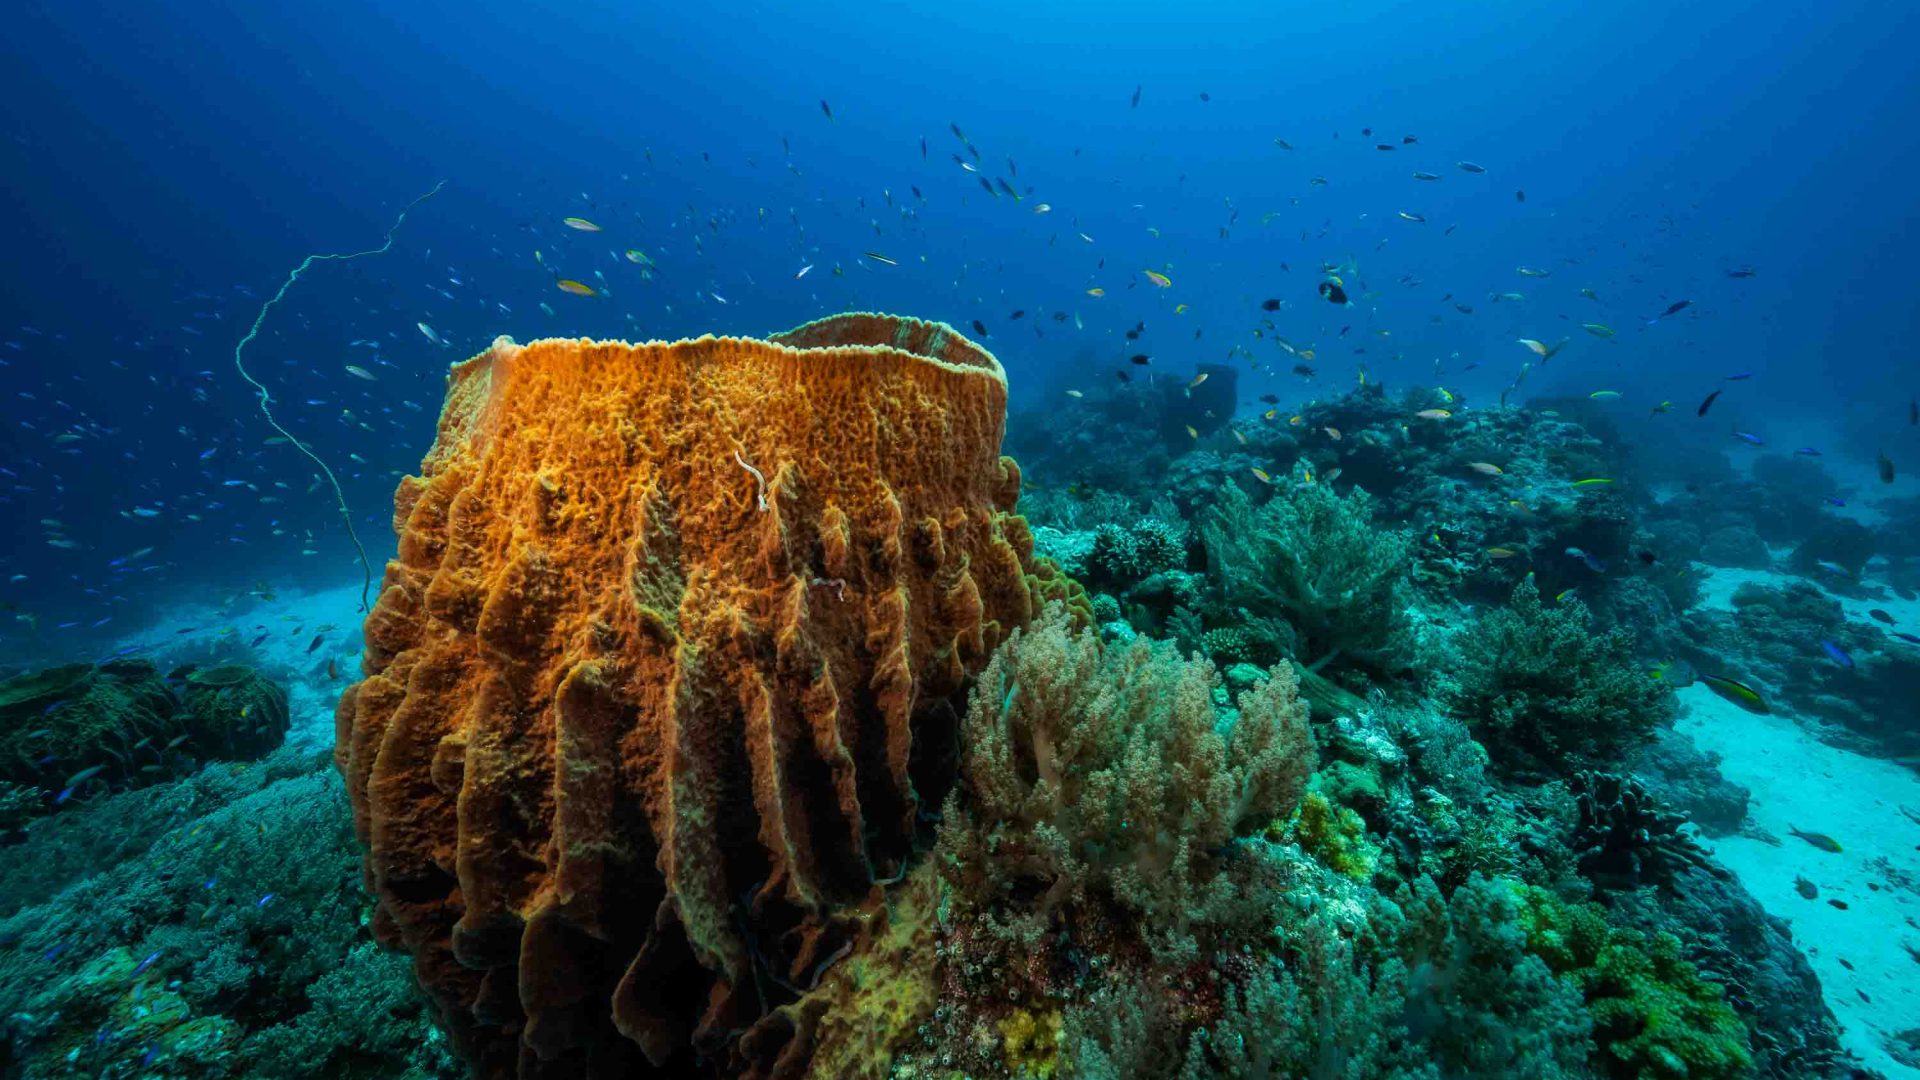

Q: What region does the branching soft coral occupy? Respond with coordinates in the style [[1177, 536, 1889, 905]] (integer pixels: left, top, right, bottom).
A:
[[938, 602, 1314, 956], [1446, 577, 1674, 775], [1200, 481, 1414, 678]]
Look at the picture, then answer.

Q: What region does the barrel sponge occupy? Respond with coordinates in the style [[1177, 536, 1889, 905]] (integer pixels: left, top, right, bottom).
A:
[[334, 313, 1060, 1077]]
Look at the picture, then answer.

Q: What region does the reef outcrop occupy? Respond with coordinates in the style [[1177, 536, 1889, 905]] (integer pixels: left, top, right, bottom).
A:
[[334, 314, 1062, 1076]]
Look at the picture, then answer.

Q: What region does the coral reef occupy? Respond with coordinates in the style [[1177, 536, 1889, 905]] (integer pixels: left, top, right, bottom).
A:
[[0, 659, 287, 821], [334, 315, 1066, 1075], [0, 754, 457, 1080], [1446, 578, 1675, 775], [1566, 771, 1725, 893]]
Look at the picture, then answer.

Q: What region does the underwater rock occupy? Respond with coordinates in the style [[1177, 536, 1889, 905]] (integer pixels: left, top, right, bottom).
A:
[[335, 315, 1064, 1076], [0, 659, 180, 806], [1700, 524, 1773, 569], [1787, 515, 1876, 581], [1155, 361, 1236, 450], [1635, 727, 1750, 836], [170, 663, 290, 761]]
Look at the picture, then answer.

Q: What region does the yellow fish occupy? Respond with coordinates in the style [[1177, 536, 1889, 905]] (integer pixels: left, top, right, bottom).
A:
[[1144, 269, 1172, 288], [1571, 478, 1613, 487], [1582, 322, 1615, 338], [563, 217, 602, 232], [1250, 467, 1273, 484], [1185, 425, 1199, 439], [1517, 338, 1565, 361], [556, 279, 597, 296], [1188, 372, 1209, 389], [1086, 287, 1105, 297], [1231, 428, 1247, 445], [1175, 303, 1190, 314], [1589, 390, 1622, 400], [1486, 547, 1518, 559], [1415, 408, 1452, 420], [1468, 462, 1503, 476]]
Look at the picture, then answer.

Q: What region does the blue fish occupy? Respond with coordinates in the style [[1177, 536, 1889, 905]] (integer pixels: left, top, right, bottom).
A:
[[1823, 496, 1846, 507], [1794, 447, 1822, 457], [1732, 431, 1765, 446], [1819, 640, 1854, 669], [1565, 546, 1606, 573]]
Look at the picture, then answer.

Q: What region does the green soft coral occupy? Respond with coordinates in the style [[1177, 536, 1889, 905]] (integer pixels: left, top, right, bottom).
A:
[[1280, 790, 1380, 882], [1514, 885, 1751, 1080]]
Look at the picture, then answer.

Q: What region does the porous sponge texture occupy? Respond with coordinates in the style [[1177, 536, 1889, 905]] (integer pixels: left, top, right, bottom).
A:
[[334, 314, 1058, 1076]]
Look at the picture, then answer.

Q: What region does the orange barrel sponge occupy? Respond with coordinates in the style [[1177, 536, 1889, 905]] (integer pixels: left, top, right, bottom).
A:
[[335, 313, 1058, 1077]]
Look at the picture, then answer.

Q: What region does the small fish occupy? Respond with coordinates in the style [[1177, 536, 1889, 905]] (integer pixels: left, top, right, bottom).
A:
[[1566, 546, 1606, 573], [862, 251, 897, 266], [1732, 432, 1765, 446], [1397, 211, 1427, 223], [1878, 452, 1895, 483], [1129, 354, 1151, 365], [133, 950, 162, 976], [1064, 390, 1083, 398], [1323, 426, 1342, 440], [1250, 467, 1273, 484], [1412, 171, 1441, 181], [555, 279, 596, 296], [562, 217, 601, 232], [1787, 826, 1842, 853], [256, 892, 277, 908], [1187, 372, 1209, 389], [624, 249, 653, 265], [344, 365, 376, 381], [1456, 161, 1487, 173], [1130, 84, 1141, 109], [1726, 267, 1757, 278], [1144, 270, 1172, 288], [795, 264, 812, 280], [1414, 408, 1451, 420], [1820, 640, 1854, 669], [417, 322, 443, 345], [1650, 299, 1692, 323], [1581, 323, 1615, 338], [65, 763, 107, 788], [1589, 390, 1621, 400], [1793, 876, 1817, 899], [1571, 478, 1613, 487], [1649, 659, 1696, 688], [1517, 338, 1564, 361], [1697, 390, 1722, 417], [1185, 425, 1199, 439], [819, 99, 834, 123], [1467, 462, 1503, 476], [1086, 287, 1105, 297], [1318, 280, 1349, 305], [1485, 547, 1518, 559], [1701, 674, 1770, 715], [1868, 609, 1895, 625], [1515, 266, 1551, 278], [306, 634, 325, 655]]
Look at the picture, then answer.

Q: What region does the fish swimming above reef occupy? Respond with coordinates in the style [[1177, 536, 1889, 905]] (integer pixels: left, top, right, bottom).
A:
[[1701, 674, 1769, 714]]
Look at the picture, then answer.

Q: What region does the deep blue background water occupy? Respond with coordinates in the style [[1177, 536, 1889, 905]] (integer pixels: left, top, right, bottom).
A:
[[3, 0, 1917, 648]]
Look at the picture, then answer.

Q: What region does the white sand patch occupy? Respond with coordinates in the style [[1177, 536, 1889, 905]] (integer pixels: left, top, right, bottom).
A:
[[1679, 687, 1920, 1076]]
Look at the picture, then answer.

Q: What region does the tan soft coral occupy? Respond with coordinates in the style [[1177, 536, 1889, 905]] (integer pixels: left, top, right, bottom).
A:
[[333, 314, 1062, 1077]]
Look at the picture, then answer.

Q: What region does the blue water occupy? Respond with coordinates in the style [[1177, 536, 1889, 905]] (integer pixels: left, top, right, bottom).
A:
[[2, 0, 1917, 646]]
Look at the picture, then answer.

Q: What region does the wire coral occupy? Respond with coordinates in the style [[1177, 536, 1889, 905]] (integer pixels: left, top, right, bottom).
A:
[[335, 314, 1065, 1075], [1199, 480, 1414, 678], [937, 602, 1314, 958], [1446, 577, 1674, 775]]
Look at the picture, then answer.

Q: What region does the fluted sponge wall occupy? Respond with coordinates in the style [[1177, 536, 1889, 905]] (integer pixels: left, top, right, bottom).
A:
[[334, 314, 1059, 1077]]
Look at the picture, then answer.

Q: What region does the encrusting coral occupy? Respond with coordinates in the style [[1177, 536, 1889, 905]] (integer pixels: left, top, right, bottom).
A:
[[333, 314, 1068, 1076]]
